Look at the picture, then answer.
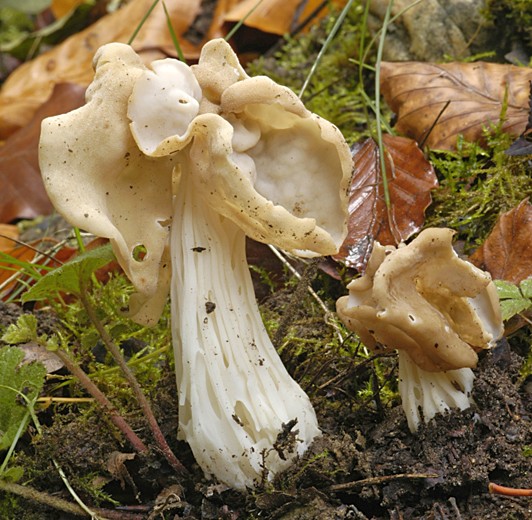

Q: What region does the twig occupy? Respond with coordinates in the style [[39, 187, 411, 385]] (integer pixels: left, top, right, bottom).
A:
[[328, 472, 439, 492], [0, 479, 145, 520], [53, 348, 149, 455], [79, 287, 188, 476], [488, 482, 532, 497]]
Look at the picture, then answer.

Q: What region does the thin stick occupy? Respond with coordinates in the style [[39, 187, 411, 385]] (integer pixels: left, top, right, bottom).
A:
[[53, 348, 149, 455], [0, 479, 87, 517], [79, 288, 188, 476], [329, 472, 439, 492]]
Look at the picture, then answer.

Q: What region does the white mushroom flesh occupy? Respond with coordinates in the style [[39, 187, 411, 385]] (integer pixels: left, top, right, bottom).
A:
[[398, 350, 475, 432], [172, 172, 319, 488]]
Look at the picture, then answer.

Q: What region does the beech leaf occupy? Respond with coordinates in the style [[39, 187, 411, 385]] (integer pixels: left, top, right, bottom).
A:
[[334, 134, 438, 270], [380, 61, 532, 150], [469, 199, 532, 284], [0, 83, 86, 224]]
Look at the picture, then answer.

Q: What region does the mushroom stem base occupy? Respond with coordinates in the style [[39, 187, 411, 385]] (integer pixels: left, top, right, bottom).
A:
[[398, 350, 475, 433], [170, 175, 320, 489]]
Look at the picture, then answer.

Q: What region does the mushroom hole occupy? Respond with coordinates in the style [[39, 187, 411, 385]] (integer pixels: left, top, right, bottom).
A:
[[408, 314, 416, 322], [132, 244, 147, 262], [450, 378, 465, 393], [413, 382, 423, 402], [158, 217, 172, 228], [233, 400, 258, 443]]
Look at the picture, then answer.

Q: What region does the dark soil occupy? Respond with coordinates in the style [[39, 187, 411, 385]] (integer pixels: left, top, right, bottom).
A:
[[0, 281, 531, 520]]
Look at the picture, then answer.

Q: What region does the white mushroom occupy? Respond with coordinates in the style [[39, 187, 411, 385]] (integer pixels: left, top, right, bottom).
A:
[[39, 39, 353, 489], [336, 228, 503, 432]]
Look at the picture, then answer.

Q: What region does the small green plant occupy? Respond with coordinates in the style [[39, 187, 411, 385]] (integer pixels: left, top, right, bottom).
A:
[[0, 342, 46, 480], [494, 278, 532, 321]]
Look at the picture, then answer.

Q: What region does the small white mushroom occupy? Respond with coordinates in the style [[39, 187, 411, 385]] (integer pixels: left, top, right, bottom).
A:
[[336, 228, 503, 432], [39, 39, 353, 489]]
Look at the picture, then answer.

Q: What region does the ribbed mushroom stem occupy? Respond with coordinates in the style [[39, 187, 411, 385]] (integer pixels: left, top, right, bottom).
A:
[[170, 174, 320, 490], [398, 350, 475, 433]]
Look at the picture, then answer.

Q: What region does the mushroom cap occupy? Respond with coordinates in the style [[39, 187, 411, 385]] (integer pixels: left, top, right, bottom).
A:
[[128, 38, 352, 257], [128, 58, 202, 155], [336, 228, 504, 371], [39, 43, 174, 325], [40, 39, 352, 323]]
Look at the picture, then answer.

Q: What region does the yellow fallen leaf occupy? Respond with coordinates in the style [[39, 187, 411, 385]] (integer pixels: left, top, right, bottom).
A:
[[224, 0, 334, 35]]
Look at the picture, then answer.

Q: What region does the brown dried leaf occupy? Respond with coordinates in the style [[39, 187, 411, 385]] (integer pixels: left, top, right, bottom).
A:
[[469, 199, 532, 284], [18, 341, 64, 373], [0, 83, 86, 224], [0, 0, 202, 139], [380, 61, 532, 150], [334, 134, 438, 270]]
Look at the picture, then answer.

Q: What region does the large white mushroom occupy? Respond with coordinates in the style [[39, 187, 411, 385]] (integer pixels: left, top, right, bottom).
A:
[[336, 228, 503, 432], [39, 39, 352, 489]]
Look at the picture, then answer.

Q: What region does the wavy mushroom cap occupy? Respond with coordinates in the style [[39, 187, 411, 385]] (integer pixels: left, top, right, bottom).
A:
[[337, 228, 504, 372]]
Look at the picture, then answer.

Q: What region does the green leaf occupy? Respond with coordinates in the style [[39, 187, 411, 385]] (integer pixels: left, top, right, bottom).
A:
[[494, 279, 522, 300], [519, 277, 532, 299], [22, 244, 115, 302], [499, 298, 531, 322], [0, 346, 46, 451]]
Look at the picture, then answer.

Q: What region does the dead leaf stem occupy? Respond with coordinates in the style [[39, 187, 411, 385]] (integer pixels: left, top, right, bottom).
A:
[[52, 348, 149, 456], [79, 286, 188, 477]]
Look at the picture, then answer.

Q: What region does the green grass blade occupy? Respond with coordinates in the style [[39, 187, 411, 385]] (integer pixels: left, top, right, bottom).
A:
[[299, 0, 356, 99], [374, 0, 393, 210], [224, 0, 264, 42], [162, 1, 186, 62], [128, 0, 160, 45]]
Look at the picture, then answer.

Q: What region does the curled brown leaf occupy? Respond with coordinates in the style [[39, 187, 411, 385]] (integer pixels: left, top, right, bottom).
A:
[[334, 134, 438, 270], [380, 61, 532, 150], [0, 0, 202, 139]]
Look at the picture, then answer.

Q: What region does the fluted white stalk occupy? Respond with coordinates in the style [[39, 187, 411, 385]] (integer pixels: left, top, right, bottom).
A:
[[398, 350, 475, 432], [171, 174, 320, 489]]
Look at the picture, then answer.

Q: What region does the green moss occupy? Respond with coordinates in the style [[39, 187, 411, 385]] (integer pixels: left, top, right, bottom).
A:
[[48, 273, 172, 412], [425, 128, 532, 252]]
